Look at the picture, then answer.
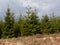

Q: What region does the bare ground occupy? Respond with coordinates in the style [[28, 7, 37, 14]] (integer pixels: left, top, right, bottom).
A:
[[0, 33, 60, 45]]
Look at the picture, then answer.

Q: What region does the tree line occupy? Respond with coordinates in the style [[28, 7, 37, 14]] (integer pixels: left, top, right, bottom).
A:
[[0, 7, 60, 38]]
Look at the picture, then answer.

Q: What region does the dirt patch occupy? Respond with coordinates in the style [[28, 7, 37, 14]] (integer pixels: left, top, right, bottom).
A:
[[0, 34, 60, 45]]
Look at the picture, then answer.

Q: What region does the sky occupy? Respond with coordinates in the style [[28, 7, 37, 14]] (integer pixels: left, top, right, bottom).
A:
[[0, 0, 60, 20]]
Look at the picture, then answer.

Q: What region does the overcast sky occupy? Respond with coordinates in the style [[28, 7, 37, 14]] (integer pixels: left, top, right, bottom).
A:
[[0, 0, 60, 20]]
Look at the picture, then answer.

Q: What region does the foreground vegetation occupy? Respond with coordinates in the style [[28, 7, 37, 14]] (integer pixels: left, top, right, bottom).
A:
[[0, 7, 60, 38]]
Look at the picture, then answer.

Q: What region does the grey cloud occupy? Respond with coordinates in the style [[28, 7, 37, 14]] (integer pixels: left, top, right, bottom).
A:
[[0, 0, 60, 20]]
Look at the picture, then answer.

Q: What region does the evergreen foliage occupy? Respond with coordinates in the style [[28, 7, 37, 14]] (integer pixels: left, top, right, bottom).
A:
[[3, 7, 15, 38], [0, 7, 60, 38]]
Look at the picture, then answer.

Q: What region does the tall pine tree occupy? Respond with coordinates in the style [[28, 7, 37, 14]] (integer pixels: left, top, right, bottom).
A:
[[22, 8, 41, 36], [3, 7, 15, 38]]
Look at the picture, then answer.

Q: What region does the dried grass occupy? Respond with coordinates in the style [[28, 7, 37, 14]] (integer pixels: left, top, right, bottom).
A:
[[0, 33, 60, 45]]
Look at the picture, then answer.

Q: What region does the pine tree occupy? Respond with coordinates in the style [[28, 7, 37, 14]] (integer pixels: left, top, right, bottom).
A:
[[49, 16, 60, 33], [14, 13, 23, 37], [29, 9, 41, 34], [22, 8, 41, 36], [3, 7, 15, 38], [40, 15, 50, 34]]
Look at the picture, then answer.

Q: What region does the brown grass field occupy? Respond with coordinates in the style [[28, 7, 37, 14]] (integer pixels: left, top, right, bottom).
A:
[[0, 33, 60, 45]]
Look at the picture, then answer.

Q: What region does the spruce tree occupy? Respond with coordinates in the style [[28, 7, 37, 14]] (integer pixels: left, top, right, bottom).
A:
[[22, 8, 40, 36], [3, 7, 15, 38], [29, 10, 41, 34], [40, 15, 50, 34], [14, 13, 23, 37], [49, 16, 60, 33]]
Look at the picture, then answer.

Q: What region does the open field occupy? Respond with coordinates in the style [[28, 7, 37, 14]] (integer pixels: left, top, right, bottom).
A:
[[0, 33, 60, 45]]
